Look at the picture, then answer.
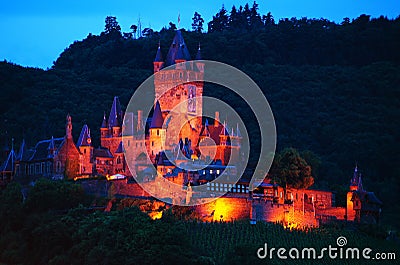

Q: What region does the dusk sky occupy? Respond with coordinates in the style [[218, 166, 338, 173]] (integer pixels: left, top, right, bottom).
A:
[[2, 0, 399, 69]]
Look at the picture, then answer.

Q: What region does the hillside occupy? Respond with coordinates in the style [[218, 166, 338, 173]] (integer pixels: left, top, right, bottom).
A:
[[1, 6, 399, 219]]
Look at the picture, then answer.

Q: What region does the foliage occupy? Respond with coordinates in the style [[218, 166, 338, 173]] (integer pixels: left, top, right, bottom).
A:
[[24, 179, 88, 212], [104, 16, 121, 35], [270, 148, 314, 193], [192, 12, 205, 33]]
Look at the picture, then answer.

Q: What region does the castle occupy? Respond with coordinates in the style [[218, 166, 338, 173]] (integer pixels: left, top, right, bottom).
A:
[[1, 30, 382, 226]]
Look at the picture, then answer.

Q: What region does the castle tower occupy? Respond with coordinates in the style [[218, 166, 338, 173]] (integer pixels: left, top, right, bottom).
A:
[[148, 101, 166, 162], [108, 96, 122, 138], [346, 165, 362, 221], [100, 112, 108, 138], [153, 30, 204, 151], [77, 124, 93, 175], [216, 121, 232, 165], [114, 141, 125, 174], [153, 43, 164, 73], [101, 96, 123, 156], [66, 114, 73, 139]]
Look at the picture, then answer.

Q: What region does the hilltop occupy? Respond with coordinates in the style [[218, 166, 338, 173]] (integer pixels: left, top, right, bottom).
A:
[[0, 5, 399, 222]]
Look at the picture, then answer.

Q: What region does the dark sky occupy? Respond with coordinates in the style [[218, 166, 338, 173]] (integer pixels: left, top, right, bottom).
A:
[[1, 0, 399, 69]]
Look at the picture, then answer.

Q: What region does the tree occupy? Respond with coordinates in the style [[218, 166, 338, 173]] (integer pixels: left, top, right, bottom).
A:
[[249, 1, 263, 29], [169, 22, 177, 31], [208, 5, 229, 32], [130, 24, 138, 39], [262, 12, 275, 26], [191, 12, 204, 33], [270, 148, 314, 200], [104, 16, 121, 34], [142, 28, 154, 37]]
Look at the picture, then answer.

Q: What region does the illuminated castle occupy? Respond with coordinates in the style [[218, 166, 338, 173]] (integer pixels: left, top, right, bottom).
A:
[[6, 30, 381, 227]]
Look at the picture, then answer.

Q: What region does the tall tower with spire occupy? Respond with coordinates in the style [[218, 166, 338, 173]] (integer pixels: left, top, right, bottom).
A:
[[153, 30, 204, 151]]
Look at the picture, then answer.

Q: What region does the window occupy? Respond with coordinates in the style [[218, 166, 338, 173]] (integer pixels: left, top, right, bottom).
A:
[[41, 162, 45, 174], [117, 157, 121, 164], [56, 161, 62, 173], [157, 130, 159, 136], [152, 141, 154, 146], [84, 149, 86, 154]]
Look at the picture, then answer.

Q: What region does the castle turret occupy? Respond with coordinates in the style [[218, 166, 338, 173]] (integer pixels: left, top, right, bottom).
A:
[[230, 123, 242, 147], [153, 43, 164, 73], [149, 101, 166, 161], [108, 96, 122, 137], [114, 141, 125, 173], [100, 112, 108, 138], [346, 165, 362, 221], [77, 124, 93, 174], [219, 121, 229, 146]]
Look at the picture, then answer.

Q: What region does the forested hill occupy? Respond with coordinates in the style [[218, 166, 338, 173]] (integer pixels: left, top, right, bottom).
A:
[[1, 3, 399, 211]]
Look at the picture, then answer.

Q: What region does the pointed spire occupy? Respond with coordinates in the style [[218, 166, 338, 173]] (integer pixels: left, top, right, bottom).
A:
[[166, 30, 191, 66], [17, 139, 26, 160], [154, 41, 163, 62], [357, 174, 364, 192], [150, 101, 164, 128], [108, 96, 122, 128], [101, 111, 107, 128], [236, 123, 242, 138], [200, 119, 210, 137], [195, 43, 202, 60], [48, 136, 55, 150], [220, 121, 227, 136], [77, 124, 91, 147]]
